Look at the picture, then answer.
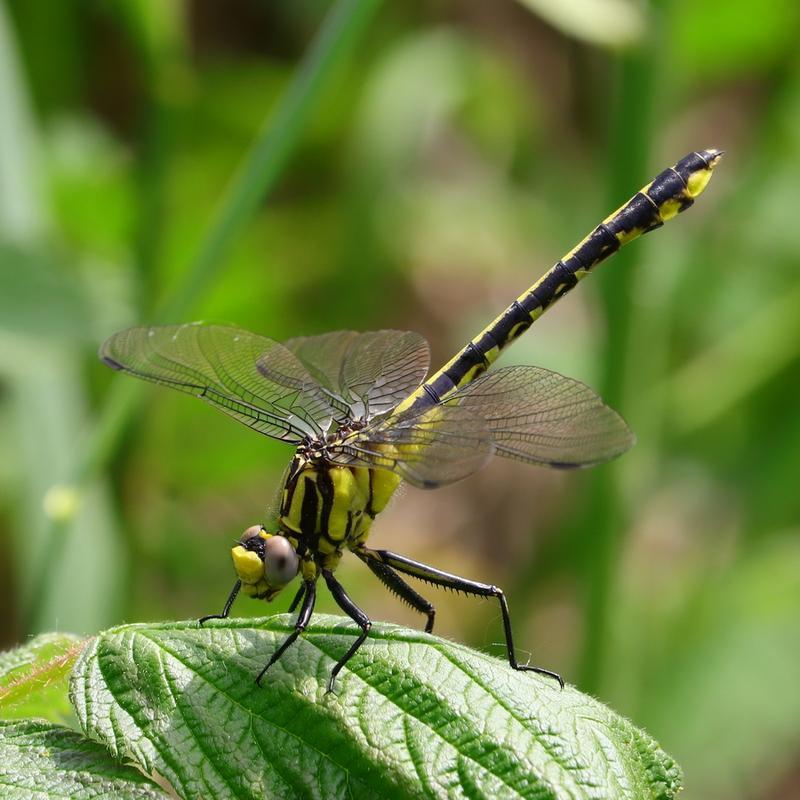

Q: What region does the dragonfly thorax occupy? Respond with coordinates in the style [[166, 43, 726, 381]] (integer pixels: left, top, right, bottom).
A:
[[296, 418, 367, 461], [276, 454, 399, 558]]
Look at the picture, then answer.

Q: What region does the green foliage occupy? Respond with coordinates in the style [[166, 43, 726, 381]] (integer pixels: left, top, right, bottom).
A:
[[0, 617, 683, 800], [0, 719, 170, 799], [0, 633, 83, 724]]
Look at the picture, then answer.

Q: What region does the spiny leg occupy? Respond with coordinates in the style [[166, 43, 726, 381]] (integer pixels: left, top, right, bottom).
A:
[[322, 569, 371, 693], [198, 579, 242, 625], [355, 547, 435, 633], [374, 549, 564, 688], [255, 578, 316, 686]]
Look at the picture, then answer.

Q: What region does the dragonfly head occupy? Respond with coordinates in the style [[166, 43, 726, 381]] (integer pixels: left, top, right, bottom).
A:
[[231, 525, 299, 600]]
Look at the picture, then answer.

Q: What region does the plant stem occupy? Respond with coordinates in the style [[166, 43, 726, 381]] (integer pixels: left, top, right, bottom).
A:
[[576, 41, 657, 693]]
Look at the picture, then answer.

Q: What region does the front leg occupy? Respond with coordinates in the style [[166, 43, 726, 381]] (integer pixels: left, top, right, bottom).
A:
[[198, 580, 242, 625], [322, 569, 371, 693], [372, 549, 563, 688], [255, 578, 316, 686]]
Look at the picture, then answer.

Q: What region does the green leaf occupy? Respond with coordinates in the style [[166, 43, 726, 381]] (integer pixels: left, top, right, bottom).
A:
[[0, 633, 85, 723], [71, 615, 681, 800], [0, 719, 170, 799]]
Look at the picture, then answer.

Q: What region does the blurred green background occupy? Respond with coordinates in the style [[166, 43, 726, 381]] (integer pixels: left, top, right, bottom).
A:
[[1, 1, 799, 797]]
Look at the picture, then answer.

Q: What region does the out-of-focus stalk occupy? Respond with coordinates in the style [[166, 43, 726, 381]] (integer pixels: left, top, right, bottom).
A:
[[27, 0, 382, 631], [577, 38, 658, 692]]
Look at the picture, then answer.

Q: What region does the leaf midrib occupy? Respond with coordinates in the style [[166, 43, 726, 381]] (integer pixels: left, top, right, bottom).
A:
[[143, 626, 537, 800]]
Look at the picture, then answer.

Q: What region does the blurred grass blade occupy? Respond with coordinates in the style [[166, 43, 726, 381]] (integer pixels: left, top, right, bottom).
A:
[[0, 633, 84, 724], [575, 39, 657, 692], [0, 719, 170, 799], [71, 615, 683, 800], [0, 1, 47, 240], [31, 0, 382, 624], [7, 343, 127, 634], [76, 0, 382, 486], [158, 0, 381, 322], [662, 280, 800, 433], [0, 1, 126, 636], [515, 0, 645, 48]]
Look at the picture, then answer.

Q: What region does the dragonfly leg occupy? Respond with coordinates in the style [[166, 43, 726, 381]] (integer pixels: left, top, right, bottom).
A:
[[322, 569, 371, 693], [255, 579, 316, 686], [355, 547, 435, 633], [375, 549, 564, 688], [287, 582, 306, 613], [198, 579, 241, 625]]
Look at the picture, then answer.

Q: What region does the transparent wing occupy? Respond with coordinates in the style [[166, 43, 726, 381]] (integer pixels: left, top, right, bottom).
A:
[[329, 404, 493, 489], [445, 365, 635, 468], [282, 330, 430, 420], [99, 323, 335, 442], [330, 364, 633, 487]]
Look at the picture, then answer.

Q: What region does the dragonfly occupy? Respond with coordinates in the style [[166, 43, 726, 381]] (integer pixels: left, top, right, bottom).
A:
[[100, 148, 722, 691]]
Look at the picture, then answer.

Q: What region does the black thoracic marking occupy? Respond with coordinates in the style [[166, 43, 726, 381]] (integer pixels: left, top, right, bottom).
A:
[[365, 469, 376, 518], [321, 530, 341, 546], [281, 456, 303, 516], [300, 476, 318, 536], [316, 468, 335, 537], [345, 510, 354, 538], [282, 473, 298, 518]]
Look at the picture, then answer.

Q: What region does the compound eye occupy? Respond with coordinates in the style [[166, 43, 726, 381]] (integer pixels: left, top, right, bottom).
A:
[[240, 525, 264, 544], [263, 536, 299, 586]]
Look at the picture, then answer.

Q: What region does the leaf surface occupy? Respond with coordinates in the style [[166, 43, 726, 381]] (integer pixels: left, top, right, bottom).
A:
[[0, 719, 170, 799], [71, 615, 681, 800]]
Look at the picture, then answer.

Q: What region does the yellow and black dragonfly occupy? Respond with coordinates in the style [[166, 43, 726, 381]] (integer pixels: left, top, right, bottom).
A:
[[101, 149, 722, 691]]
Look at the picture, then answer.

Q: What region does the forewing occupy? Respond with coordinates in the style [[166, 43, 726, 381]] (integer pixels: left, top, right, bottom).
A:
[[445, 365, 635, 468], [283, 330, 430, 419], [330, 404, 493, 489], [100, 323, 335, 442]]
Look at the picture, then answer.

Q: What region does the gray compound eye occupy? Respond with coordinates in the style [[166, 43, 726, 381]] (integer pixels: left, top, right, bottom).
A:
[[263, 536, 299, 586], [240, 525, 264, 544]]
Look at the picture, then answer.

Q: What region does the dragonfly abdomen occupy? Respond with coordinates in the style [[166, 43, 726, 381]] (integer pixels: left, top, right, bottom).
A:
[[402, 149, 722, 409]]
